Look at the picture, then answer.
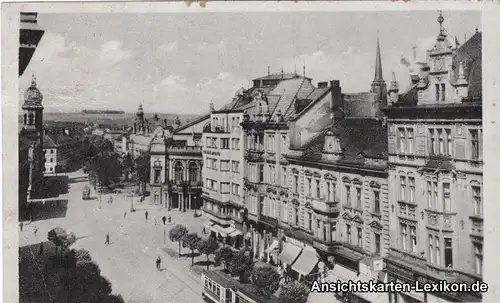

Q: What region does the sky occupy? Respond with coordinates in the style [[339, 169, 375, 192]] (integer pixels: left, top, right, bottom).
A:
[[19, 11, 481, 114]]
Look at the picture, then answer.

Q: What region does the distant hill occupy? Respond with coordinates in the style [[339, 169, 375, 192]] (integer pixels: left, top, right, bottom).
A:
[[20, 112, 203, 130]]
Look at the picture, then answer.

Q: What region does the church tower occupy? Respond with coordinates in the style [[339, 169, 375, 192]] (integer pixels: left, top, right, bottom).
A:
[[370, 35, 387, 108], [134, 104, 145, 134]]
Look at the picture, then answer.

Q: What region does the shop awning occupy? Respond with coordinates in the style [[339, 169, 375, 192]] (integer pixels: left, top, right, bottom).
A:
[[291, 249, 319, 276], [265, 240, 280, 253], [352, 274, 384, 302], [326, 264, 357, 282], [228, 229, 242, 237], [278, 242, 302, 265]]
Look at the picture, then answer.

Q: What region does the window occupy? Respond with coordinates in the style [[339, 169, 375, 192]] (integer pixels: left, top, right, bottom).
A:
[[269, 165, 276, 184], [345, 185, 351, 206], [232, 138, 240, 150], [281, 167, 287, 186], [220, 160, 230, 172], [308, 213, 312, 230], [407, 129, 414, 154], [221, 138, 229, 149], [441, 83, 446, 101], [427, 181, 432, 209], [331, 224, 337, 241], [259, 164, 264, 182], [323, 224, 327, 241], [50, 158, 53, 163], [316, 180, 321, 198], [232, 161, 240, 173], [357, 227, 362, 247], [446, 129, 452, 156], [232, 183, 240, 196], [435, 236, 441, 266], [282, 201, 287, 222], [470, 130, 479, 160], [346, 224, 352, 244], [281, 135, 287, 152], [259, 196, 264, 215], [400, 223, 408, 250], [51, 149, 54, 154], [435, 84, 440, 101], [375, 233, 381, 255], [220, 182, 230, 194], [294, 206, 299, 225], [293, 175, 299, 193], [409, 177, 415, 203], [175, 162, 184, 181], [444, 238, 453, 268], [429, 129, 436, 155], [374, 191, 380, 214], [356, 187, 362, 209], [267, 135, 275, 152], [443, 183, 451, 212], [154, 169, 161, 184], [410, 226, 417, 253], [398, 128, 406, 153], [316, 219, 321, 236], [400, 176, 406, 201], [472, 186, 482, 216], [433, 182, 438, 210], [438, 129, 444, 155], [307, 178, 312, 196], [474, 243, 483, 275]]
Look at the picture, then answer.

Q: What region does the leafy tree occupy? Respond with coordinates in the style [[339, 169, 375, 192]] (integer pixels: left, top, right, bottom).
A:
[[228, 250, 254, 282], [169, 224, 188, 257], [47, 227, 76, 259], [106, 294, 125, 303], [214, 246, 234, 272], [121, 153, 133, 181], [251, 266, 281, 298], [182, 233, 201, 266], [133, 152, 150, 194], [197, 237, 219, 271], [279, 281, 310, 303]]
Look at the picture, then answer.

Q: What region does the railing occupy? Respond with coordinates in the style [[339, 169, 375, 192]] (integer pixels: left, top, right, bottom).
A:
[[168, 146, 202, 153], [312, 199, 339, 214]]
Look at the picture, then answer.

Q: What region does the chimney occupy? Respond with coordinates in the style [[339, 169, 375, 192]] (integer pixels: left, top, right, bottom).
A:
[[330, 80, 343, 120]]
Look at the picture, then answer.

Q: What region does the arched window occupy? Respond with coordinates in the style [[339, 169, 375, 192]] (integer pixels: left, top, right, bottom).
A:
[[174, 162, 184, 182], [189, 162, 199, 183]]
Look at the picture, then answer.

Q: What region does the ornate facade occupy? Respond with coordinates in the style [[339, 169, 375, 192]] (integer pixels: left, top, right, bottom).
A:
[[383, 14, 482, 303]]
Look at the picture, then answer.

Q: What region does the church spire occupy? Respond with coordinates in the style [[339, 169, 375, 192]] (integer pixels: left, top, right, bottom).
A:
[[373, 33, 384, 83]]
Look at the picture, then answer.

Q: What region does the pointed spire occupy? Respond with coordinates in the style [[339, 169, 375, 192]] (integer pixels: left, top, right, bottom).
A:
[[373, 33, 384, 83]]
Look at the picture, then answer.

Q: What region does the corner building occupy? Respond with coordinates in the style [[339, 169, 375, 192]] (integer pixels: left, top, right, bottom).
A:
[[383, 14, 482, 303]]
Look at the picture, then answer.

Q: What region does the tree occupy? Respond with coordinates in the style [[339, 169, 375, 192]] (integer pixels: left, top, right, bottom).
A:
[[47, 227, 76, 259], [251, 266, 281, 298], [169, 224, 188, 257], [182, 233, 201, 266], [133, 152, 150, 194], [121, 153, 133, 181], [214, 246, 234, 272], [196, 237, 219, 271], [279, 281, 310, 303], [228, 250, 254, 282]]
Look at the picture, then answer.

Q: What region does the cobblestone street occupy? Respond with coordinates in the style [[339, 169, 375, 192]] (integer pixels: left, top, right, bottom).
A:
[[20, 170, 218, 303]]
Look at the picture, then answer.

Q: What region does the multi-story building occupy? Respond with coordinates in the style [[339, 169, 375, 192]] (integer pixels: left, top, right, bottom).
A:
[[43, 135, 57, 174], [42, 127, 84, 174], [383, 14, 482, 303], [149, 114, 208, 210], [127, 105, 154, 158], [240, 39, 392, 298]]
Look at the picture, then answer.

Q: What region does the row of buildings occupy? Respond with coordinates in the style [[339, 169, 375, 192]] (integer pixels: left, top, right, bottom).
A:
[[136, 13, 482, 303]]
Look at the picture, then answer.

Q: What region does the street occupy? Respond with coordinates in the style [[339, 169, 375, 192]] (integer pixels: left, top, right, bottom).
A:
[[20, 170, 210, 303]]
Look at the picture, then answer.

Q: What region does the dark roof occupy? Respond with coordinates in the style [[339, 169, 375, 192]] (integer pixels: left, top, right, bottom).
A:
[[253, 73, 311, 81], [451, 32, 481, 98], [43, 135, 57, 149], [298, 118, 388, 165]]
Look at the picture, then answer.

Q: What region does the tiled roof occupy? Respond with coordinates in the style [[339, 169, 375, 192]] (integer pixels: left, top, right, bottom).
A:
[[43, 135, 57, 149], [269, 78, 316, 119], [253, 73, 311, 81]]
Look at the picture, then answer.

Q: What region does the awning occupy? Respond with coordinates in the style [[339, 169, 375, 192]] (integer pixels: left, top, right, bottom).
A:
[[228, 229, 242, 237], [204, 221, 214, 230], [265, 240, 280, 253], [291, 249, 319, 276], [352, 274, 384, 302], [278, 242, 303, 265], [326, 264, 357, 282]]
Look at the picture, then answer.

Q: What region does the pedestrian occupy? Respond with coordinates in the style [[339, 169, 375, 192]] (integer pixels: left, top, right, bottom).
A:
[[39, 242, 43, 255], [168, 215, 171, 223], [123, 212, 127, 219], [20, 222, 24, 232], [145, 211, 148, 220], [156, 256, 161, 270], [105, 233, 110, 245], [162, 216, 166, 225], [202, 227, 206, 234], [33, 226, 38, 236]]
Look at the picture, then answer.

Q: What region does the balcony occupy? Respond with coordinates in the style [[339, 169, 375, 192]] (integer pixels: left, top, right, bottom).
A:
[[259, 215, 279, 228], [425, 209, 457, 231], [167, 145, 202, 155], [244, 150, 264, 162], [470, 216, 483, 238], [398, 201, 418, 221], [312, 199, 339, 215]]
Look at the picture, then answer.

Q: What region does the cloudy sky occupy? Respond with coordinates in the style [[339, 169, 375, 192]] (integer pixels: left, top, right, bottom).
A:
[[20, 11, 480, 114]]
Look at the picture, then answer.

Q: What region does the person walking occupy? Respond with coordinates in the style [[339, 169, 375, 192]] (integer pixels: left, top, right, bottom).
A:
[[123, 212, 127, 219], [105, 233, 110, 245], [20, 222, 24, 232], [145, 211, 149, 220], [39, 242, 43, 255], [156, 256, 161, 270], [162, 216, 166, 225], [33, 225, 38, 236]]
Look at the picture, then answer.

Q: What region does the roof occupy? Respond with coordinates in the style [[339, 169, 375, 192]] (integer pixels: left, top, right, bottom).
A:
[[174, 114, 210, 133], [297, 118, 388, 165], [129, 134, 152, 146], [450, 32, 481, 98], [253, 73, 311, 82], [43, 135, 57, 149]]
